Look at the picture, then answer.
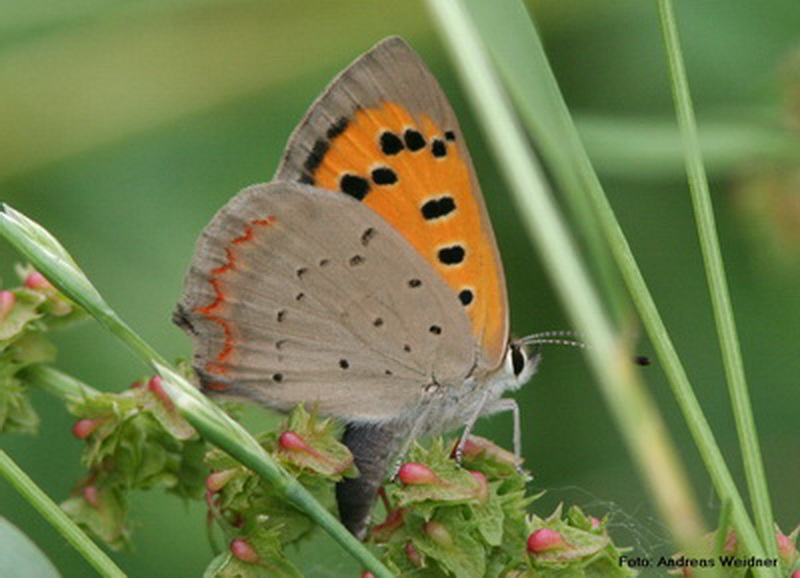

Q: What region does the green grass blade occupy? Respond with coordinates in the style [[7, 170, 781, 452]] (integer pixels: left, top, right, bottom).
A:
[[657, 0, 778, 563], [426, 0, 706, 549], [0, 450, 127, 578], [460, 0, 771, 567]]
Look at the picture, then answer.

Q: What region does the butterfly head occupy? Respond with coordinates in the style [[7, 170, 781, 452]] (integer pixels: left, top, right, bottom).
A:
[[501, 340, 542, 391]]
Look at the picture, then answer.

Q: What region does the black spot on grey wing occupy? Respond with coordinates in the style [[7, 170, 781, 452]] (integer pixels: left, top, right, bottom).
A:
[[360, 227, 376, 246], [273, 373, 284, 382], [298, 173, 314, 185], [429, 325, 442, 335], [340, 174, 370, 200], [404, 129, 426, 151], [438, 245, 466, 265], [380, 131, 404, 155], [421, 196, 456, 221], [349, 255, 365, 266], [275, 339, 287, 350], [319, 258, 330, 267], [445, 130, 456, 141], [371, 166, 398, 185], [277, 309, 287, 322], [295, 292, 305, 301], [339, 359, 350, 369], [431, 139, 447, 158], [304, 139, 329, 173], [373, 317, 384, 327], [326, 116, 349, 139], [385, 369, 393, 376], [296, 267, 308, 278], [458, 289, 474, 306], [403, 344, 412, 353], [408, 278, 422, 288]]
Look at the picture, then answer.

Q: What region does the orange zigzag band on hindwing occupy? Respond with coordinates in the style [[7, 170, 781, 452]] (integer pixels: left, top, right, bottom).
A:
[[192, 215, 278, 390]]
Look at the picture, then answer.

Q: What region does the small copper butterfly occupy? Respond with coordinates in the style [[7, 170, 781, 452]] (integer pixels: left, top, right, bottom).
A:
[[175, 37, 544, 538]]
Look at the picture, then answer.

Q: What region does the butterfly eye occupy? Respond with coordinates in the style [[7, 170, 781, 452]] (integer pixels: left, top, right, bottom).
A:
[[510, 344, 526, 377]]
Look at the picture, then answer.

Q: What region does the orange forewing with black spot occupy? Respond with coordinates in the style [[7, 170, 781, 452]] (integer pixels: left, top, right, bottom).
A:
[[275, 38, 509, 370]]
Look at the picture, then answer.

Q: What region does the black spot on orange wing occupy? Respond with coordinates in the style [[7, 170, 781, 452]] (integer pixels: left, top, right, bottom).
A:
[[458, 289, 474, 306], [380, 131, 404, 155], [371, 166, 398, 185], [340, 174, 370, 200], [327, 117, 349, 139], [304, 139, 329, 173], [421, 196, 456, 220], [445, 130, 456, 141], [404, 129, 426, 151], [438, 245, 466, 265], [431, 139, 447, 158]]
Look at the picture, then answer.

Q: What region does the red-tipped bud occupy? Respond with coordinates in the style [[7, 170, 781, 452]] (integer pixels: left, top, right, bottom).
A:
[[82, 485, 100, 509], [278, 431, 317, 454], [230, 538, 258, 563], [791, 570, 800, 578], [24, 271, 52, 290], [0, 291, 15, 321], [147, 376, 174, 411], [723, 529, 737, 553], [527, 528, 568, 553], [72, 418, 102, 439], [777, 529, 797, 564], [398, 462, 441, 486], [130, 380, 144, 389], [361, 572, 376, 578], [206, 469, 236, 492], [469, 470, 489, 502], [424, 521, 453, 547], [405, 542, 422, 567]]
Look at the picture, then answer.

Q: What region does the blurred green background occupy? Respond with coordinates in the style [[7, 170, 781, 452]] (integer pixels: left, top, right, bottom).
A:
[[1, 0, 799, 575]]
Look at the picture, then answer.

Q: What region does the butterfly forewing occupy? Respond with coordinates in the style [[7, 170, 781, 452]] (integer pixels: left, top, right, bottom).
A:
[[176, 182, 475, 421], [275, 37, 509, 371]]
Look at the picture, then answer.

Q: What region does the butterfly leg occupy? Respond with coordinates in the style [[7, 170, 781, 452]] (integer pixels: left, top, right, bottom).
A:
[[483, 397, 524, 472], [388, 402, 436, 480], [453, 389, 492, 465]]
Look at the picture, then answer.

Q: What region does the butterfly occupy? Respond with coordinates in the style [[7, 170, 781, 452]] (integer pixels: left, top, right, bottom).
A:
[[174, 37, 545, 539]]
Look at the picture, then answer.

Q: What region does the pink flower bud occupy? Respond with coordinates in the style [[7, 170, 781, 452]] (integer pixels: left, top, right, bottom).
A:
[[424, 521, 453, 547], [405, 542, 422, 567], [130, 380, 143, 389], [72, 418, 102, 439], [82, 485, 100, 509], [777, 529, 796, 564], [147, 376, 174, 411], [0, 291, 15, 321], [470, 470, 489, 502], [791, 570, 800, 578], [589, 516, 603, 530], [398, 462, 442, 486], [361, 572, 375, 578], [206, 469, 236, 492], [723, 529, 737, 553], [278, 431, 317, 455], [24, 271, 51, 290], [527, 528, 568, 553], [230, 538, 258, 563]]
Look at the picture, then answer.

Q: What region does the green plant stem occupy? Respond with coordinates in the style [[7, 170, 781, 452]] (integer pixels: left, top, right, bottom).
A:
[[0, 450, 127, 578], [657, 0, 778, 564], [462, 0, 771, 569], [427, 0, 706, 549], [23, 365, 100, 400]]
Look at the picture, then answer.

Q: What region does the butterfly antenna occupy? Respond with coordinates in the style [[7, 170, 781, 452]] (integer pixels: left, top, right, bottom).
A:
[[518, 331, 587, 350]]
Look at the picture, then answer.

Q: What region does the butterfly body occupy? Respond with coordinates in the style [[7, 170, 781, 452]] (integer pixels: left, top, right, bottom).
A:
[[175, 37, 541, 538]]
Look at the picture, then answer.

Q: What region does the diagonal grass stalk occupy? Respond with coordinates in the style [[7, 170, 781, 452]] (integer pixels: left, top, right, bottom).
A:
[[0, 450, 127, 578], [426, 0, 706, 551], [658, 0, 778, 563], [0, 205, 394, 578]]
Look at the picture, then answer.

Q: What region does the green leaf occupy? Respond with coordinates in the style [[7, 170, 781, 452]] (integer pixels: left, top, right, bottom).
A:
[[0, 517, 61, 578]]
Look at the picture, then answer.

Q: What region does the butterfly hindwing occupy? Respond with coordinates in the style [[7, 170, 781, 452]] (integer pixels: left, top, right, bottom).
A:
[[275, 37, 509, 371], [176, 181, 475, 421]]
